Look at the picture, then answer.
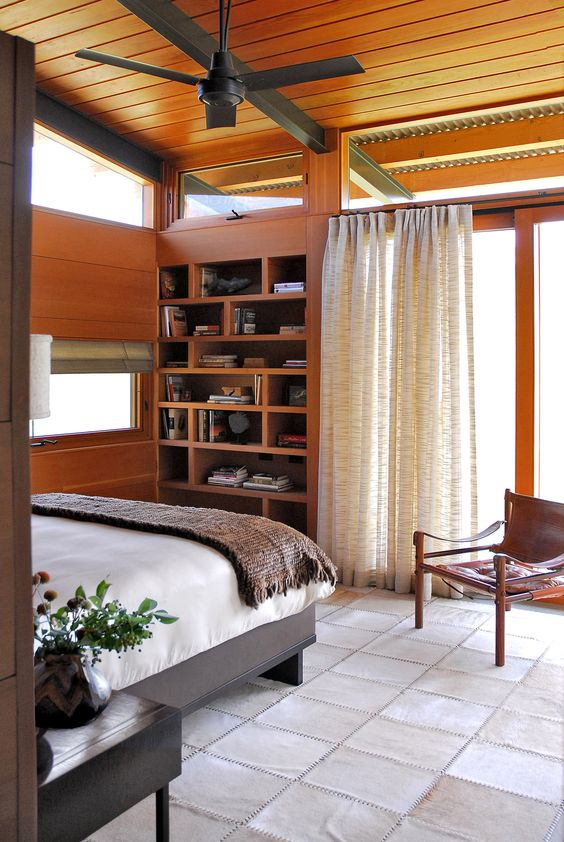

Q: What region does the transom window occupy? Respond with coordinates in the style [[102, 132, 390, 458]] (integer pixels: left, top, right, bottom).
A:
[[32, 126, 154, 227]]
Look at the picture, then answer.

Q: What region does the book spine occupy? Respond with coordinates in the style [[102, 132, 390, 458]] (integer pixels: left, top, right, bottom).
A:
[[161, 408, 169, 439]]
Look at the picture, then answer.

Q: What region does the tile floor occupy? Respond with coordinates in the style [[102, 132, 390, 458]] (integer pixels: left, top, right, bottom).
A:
[[88, 588, 564, 842]]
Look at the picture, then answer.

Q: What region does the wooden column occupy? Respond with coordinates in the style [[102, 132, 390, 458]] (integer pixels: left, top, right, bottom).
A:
[[0, 31, 37, 842]]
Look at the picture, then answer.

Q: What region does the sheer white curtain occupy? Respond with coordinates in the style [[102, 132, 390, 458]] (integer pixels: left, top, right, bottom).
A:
[[317, 205, 477, 592]]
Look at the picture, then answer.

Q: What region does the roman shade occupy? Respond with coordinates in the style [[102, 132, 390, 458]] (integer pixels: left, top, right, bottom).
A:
[[51, 340, 153, 374]]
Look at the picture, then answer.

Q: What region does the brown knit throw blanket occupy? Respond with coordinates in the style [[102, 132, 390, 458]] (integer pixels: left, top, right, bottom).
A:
[[32, 493, 336, 609]]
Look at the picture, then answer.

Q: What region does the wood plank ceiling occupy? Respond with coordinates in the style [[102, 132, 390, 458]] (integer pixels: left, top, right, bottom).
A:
[[0, 0, 562, 168]]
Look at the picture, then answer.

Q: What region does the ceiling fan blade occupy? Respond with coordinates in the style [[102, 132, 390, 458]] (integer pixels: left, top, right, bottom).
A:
[[205, 103, 237, 129], [75, 49, 201, 85], [240, 55, 364, 92]]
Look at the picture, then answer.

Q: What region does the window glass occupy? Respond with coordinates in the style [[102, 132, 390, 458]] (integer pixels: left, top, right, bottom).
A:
[[472, 229, 516, 525], [536, 220, 564, 501], [343, 138, 564, 210], [32, 373, 136, 437], [32, 127, 151, 226], [179, 153, 303, 219]]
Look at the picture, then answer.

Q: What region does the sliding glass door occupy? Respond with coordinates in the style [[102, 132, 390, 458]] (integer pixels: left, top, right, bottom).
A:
[[535, 218, 564, 501], [472, 227, 516, 524], [474, 204, 564, 517]]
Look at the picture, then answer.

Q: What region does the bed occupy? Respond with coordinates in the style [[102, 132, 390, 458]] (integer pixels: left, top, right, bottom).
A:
[[31, 493, 336, 714]]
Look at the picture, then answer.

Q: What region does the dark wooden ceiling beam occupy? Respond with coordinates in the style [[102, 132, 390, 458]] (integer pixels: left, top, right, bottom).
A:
[[35, 90, 163, 181], [115, 0, 330, 153]]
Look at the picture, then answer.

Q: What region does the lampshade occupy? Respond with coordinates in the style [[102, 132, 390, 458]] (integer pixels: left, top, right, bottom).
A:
[[30, 334, 52, 420]]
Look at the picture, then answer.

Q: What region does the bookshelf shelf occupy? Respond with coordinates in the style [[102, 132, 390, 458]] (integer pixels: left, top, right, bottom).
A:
[[159, 479, 307, 503], [157, 252, 309, 531]]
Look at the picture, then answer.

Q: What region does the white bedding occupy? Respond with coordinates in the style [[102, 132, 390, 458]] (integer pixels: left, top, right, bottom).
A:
[[31, 514, 334, 690]]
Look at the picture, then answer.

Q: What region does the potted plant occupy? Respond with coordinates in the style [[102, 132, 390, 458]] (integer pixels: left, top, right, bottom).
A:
[[33, 571, 178, 728]]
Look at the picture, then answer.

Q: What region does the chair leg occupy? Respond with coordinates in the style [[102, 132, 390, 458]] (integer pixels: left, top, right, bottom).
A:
[[494, 555, 506, 667], [414, 532, 425, 629]]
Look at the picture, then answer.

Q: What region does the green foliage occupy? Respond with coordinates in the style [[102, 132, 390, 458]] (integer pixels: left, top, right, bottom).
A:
[[33, 572, 178, 664]]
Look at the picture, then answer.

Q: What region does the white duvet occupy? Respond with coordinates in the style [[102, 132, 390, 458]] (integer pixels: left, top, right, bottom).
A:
[[31, 514, 334, 690]]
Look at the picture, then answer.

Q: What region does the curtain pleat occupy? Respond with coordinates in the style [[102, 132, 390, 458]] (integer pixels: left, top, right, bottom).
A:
[[318, 206, 476, 593]]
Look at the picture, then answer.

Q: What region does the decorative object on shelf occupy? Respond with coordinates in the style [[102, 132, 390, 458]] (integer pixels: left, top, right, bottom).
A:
[[243, 357, 268, 368], [159, 269, 178, 299], [33, 571, 177, 728], [222, 385, 252, 397], [228, 411, 250, 443], [288, 384, 306, 406], [200, 267, 253, 296], [211, 275, 253, 295]]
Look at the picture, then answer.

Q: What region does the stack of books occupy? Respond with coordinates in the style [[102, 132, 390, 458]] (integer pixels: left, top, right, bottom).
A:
[[273, 282, 305, 294], [277, 433, 306, 448], [164, 360, 188, 368], [282, 359, 306, 368], [279, 324, 305, 335], [242, 473, 294, 492], [198, 354, 238, 368], [193, 324, 220, 336], [233, 308, 256, 334], [161, 306, 188, 337], [207, 465, 249, 487], [207, 392, 253, 404]]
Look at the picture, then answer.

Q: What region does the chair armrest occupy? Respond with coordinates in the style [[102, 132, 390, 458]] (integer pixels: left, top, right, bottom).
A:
[[413, 520, 504, 546], [492, 550, 564, 571]]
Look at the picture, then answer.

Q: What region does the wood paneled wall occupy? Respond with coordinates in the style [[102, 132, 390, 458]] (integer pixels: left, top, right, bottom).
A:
[[30, 208, 157, 500], [0, 31, 37, 842]]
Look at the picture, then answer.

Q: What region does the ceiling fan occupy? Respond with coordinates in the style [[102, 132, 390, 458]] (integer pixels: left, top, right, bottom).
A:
[[75, 0, 364, 131]]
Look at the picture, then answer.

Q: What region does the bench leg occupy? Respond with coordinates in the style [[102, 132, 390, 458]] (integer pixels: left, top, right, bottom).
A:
[[156, 784, 169, 842]]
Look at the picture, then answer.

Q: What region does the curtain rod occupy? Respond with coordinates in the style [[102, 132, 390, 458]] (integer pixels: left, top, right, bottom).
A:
[[332, 190, 564, 217]]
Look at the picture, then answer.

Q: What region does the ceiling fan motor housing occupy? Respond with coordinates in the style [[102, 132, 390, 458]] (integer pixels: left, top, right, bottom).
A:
[[198, 50, 245, 107]]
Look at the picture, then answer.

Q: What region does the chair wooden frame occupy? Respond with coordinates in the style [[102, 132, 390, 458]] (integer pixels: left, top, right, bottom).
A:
[[414, 489, 564, 666]]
